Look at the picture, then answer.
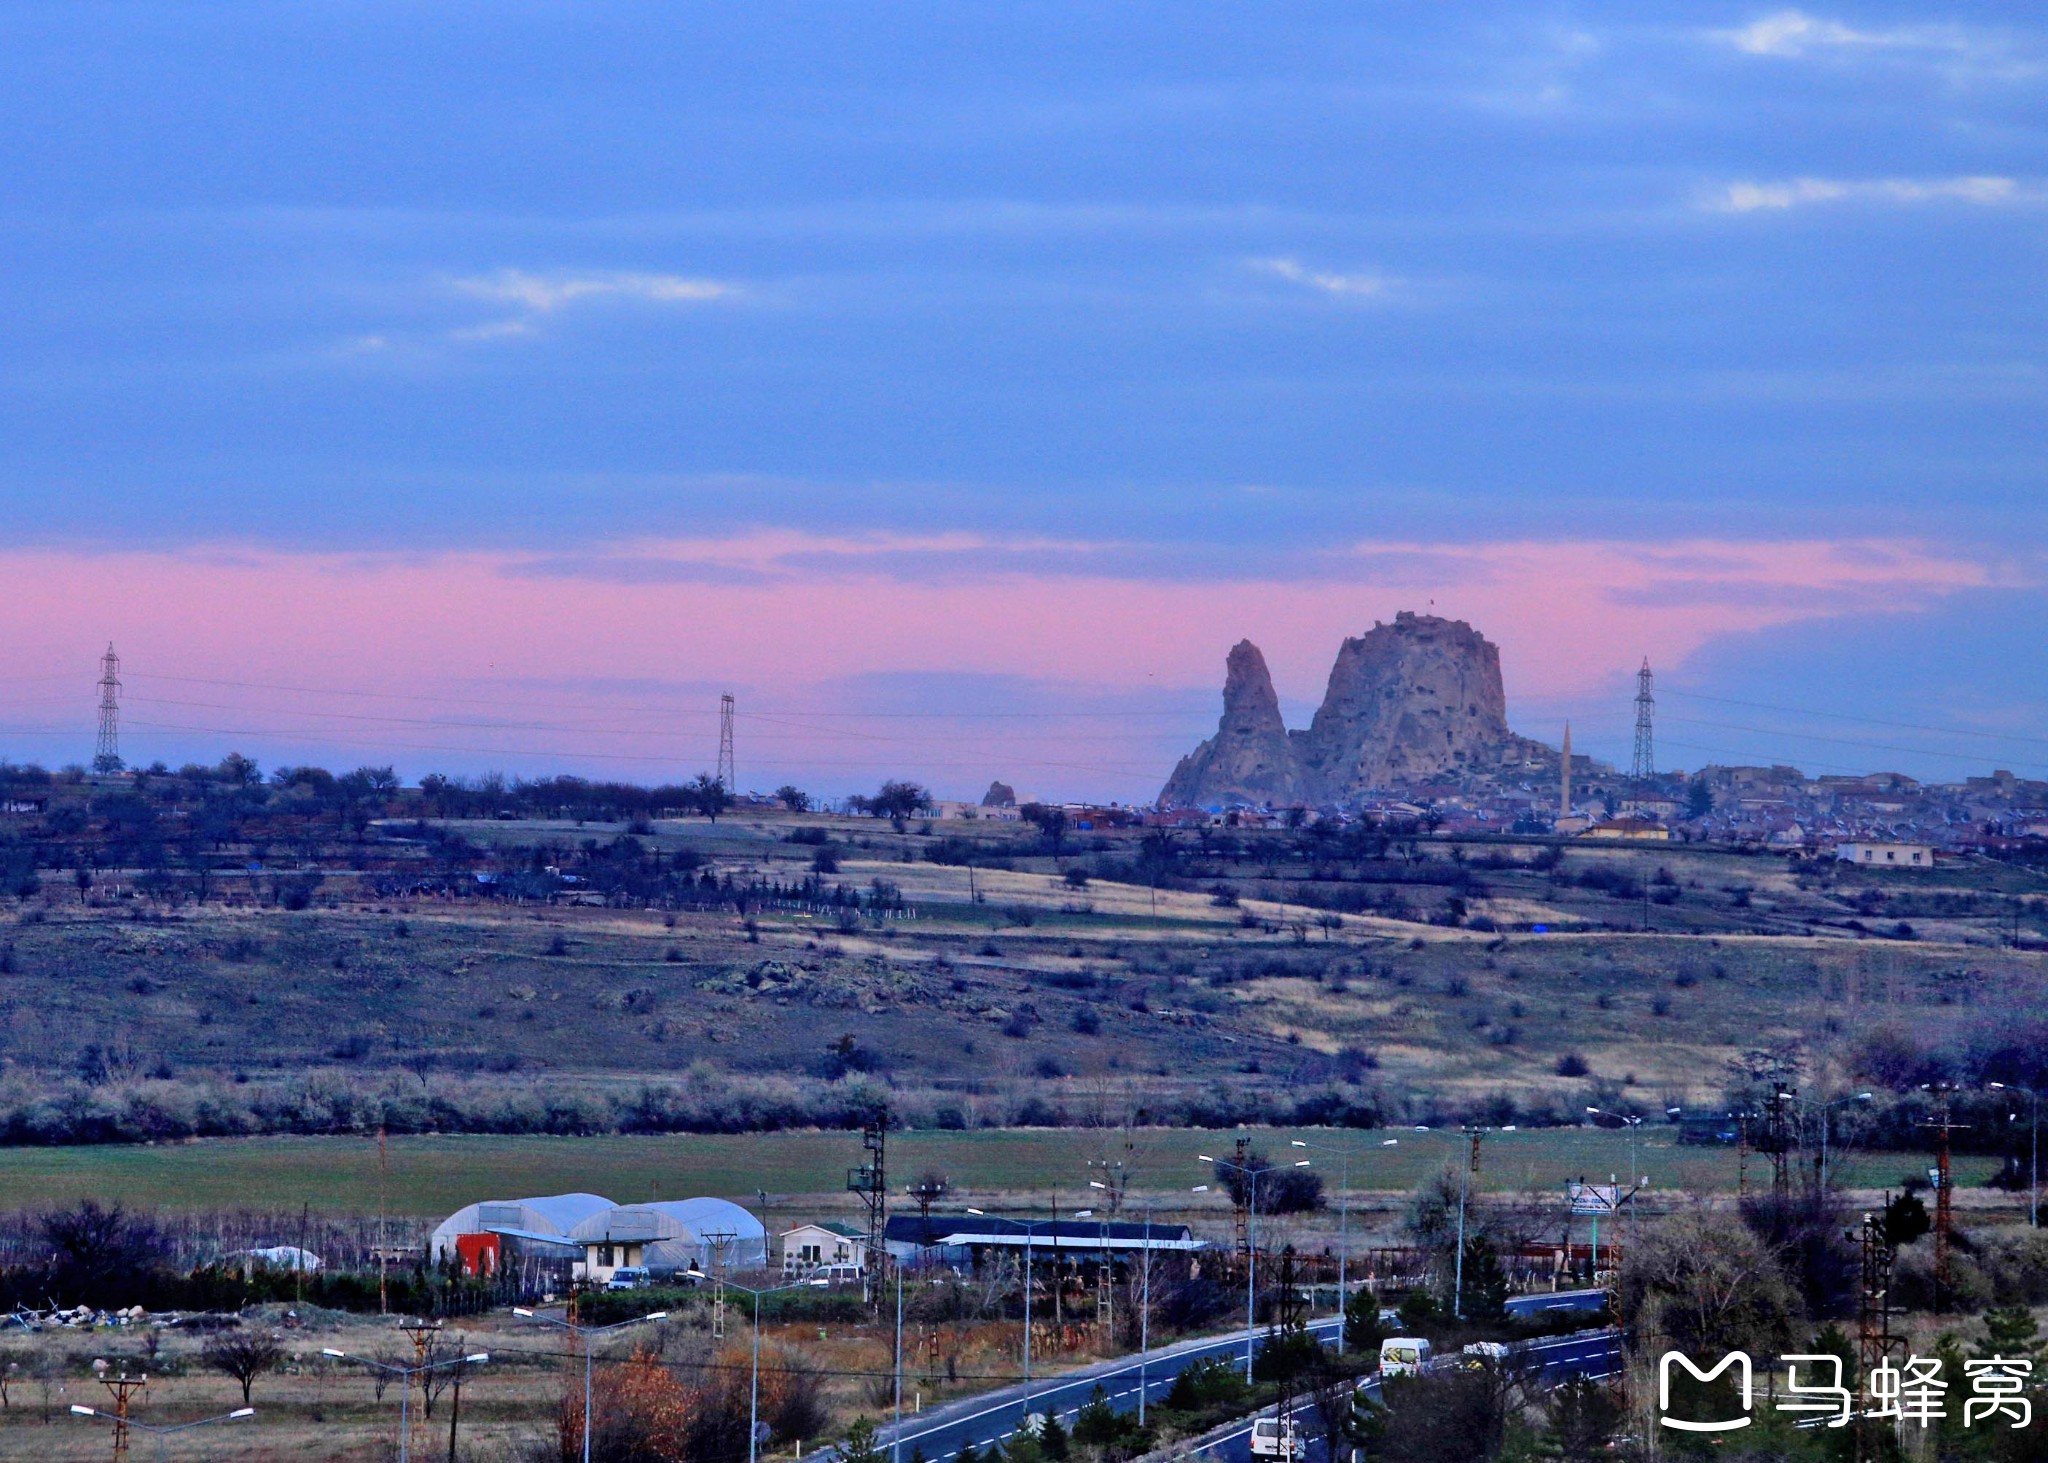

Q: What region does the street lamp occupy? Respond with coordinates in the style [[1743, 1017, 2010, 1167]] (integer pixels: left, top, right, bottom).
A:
[[1289, 1136, 1394, 1326], [966, 1207, 1062, 1418], [1811, 1092, 1873, 1191], [1396, 1126, 1509, 1320], [70, 1404, 253, 1462], [510, 1308, 664, 1463], [323, 1347, 489, 1463], [1990, 1083, 2040, 1228], [1198, 1153, 1305, 1378], [1088, 1179, 1162, 1425], [717, 1279, 813, 1463]]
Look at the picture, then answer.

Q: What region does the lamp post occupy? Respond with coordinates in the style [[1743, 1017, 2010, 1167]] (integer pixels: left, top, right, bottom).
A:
[[323, 1347, 489, 1463], [1199, 1153, 1308, 1377], [70, 1404, 254, 1462], [1289, 1135, 1395, 1326], [966, 1207, 1062, 1419], [1392, 1126, 1510, 1320], [719, 1278, 812, 1463], [510, 1309, 665, 1463], [1990, 1083, 2041, 1228], [1812, 1091, 1873, 1191]]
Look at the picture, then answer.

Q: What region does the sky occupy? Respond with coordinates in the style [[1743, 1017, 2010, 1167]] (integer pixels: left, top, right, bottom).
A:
[[1, 2, 2044, 800]]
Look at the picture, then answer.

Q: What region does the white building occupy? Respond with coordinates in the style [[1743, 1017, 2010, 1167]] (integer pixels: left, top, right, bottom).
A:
[[1833, 842, 1935, 869], [780, 1221, 867, 1276]]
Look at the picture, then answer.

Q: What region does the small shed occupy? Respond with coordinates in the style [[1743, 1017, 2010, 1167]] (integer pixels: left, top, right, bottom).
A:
[[781, 1221, 867, 1275]]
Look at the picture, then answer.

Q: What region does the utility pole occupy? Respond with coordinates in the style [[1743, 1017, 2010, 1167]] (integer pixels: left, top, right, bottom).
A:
[[717, 693, 737, 792], [401, 1319, 443, 1462], [97, 1372, 148, 1462], [94, 644, 122, 773]]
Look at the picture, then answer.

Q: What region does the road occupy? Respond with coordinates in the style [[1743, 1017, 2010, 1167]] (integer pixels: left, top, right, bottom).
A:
[[1199, 1327, 1624, 1463], [1504, 1287, 1609, 1319], [871, 1317, 1343, 1463], [870, 1294, 1618, 1463]]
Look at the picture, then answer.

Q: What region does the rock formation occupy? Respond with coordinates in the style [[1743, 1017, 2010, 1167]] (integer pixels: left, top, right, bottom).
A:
[[1159, 640, 1308, 808], [1161, 612, 1536, 808], [980, 781, 1018, 808]]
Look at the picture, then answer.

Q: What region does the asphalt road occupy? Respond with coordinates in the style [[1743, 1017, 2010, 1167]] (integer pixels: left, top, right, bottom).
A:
[[870, 1293, 1618, 1463], [1199, 1327, 1625, 1463], [872, 1317, 1344, 1463], [1504, 1288, 1610, 1319]]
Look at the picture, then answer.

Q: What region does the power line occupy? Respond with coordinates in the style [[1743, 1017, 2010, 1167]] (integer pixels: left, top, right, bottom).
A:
[[1662, 715, 2048, 778], [1663, 687, 2048, 752]]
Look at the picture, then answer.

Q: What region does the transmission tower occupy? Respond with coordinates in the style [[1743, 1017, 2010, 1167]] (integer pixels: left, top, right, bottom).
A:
[[94, 643, 122, 772], [1630, 658, 1654, 784], [716, 693, 736, 791]]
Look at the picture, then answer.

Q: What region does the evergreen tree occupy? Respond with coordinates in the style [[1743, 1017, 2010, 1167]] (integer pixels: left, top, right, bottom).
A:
[[1343, 1286, 1386, 1355], [841, 1418, 884, 1463], [1038, 1412, 1070, 1461]]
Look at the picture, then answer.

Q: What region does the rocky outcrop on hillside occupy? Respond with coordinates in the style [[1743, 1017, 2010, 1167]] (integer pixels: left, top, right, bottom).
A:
[[1159, 641, 1309, 808], [1161, 612, 1535, 808]]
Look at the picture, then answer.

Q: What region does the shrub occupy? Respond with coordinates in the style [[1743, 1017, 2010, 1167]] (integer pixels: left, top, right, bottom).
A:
[[1556, 1053, 1591, 1078]]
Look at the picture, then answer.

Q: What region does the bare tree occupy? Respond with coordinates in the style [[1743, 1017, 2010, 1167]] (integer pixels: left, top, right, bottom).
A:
[[203, 1330, 285, 1405]]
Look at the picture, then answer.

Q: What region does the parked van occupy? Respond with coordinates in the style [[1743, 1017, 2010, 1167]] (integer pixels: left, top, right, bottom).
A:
[[1250, 1416, 1306, 1460], [605, 1266, 652, 1291], [1379, 1337, 1433, 1377]]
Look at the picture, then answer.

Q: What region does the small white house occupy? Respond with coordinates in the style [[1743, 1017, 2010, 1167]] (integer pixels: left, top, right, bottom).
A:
[[781, 1221, 867, 1276], [1834, 842, 1935, 869]]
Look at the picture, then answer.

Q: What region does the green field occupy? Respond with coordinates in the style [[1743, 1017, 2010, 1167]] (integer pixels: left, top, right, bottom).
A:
[[0, 1127, 1998, 1218]]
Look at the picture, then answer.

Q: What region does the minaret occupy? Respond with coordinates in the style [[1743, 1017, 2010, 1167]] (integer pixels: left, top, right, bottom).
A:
[[1560, 722, 1572, 821]]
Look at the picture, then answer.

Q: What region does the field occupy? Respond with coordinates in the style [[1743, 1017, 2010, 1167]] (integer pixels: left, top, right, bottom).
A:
[[0, 1127, 2011, 1224]]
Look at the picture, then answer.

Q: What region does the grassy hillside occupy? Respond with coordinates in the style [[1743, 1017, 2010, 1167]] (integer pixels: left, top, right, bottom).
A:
[[1, 813, 2043, 1141]]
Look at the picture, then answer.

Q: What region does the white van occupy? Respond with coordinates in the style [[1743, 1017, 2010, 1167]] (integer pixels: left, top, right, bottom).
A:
[[1379, 1337, 1433, 1377], [1250, 1416, 1306, 1460]]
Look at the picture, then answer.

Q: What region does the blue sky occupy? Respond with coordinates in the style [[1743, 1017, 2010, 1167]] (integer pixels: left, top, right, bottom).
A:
[[0, 4, 2043, 797]]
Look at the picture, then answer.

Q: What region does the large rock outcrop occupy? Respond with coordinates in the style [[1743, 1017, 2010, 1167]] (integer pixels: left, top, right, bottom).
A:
[[1161, 612, 1530, 808], [1159, 640, 1309, 808], [1298, 612, 1513, 800]]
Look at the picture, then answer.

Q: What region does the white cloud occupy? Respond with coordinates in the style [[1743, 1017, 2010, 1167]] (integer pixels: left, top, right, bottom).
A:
[[452, 269, 735, 312], [1710, 175, 2029, 213], [1725, 11, 1889, 57], [1254, 257, 1390, 298], [1713, 10, 2035, 78], [448, 318, 535, 342]]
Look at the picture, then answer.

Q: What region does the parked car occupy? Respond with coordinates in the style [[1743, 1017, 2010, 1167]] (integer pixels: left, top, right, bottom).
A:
[[605, 1267, 651, 1291]]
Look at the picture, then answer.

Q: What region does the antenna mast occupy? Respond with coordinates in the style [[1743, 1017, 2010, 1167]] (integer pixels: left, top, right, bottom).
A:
[[94, 643, 123, 772]]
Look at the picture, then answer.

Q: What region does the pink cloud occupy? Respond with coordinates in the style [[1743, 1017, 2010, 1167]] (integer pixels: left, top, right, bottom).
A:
[[0, 535, 2004, 792]]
